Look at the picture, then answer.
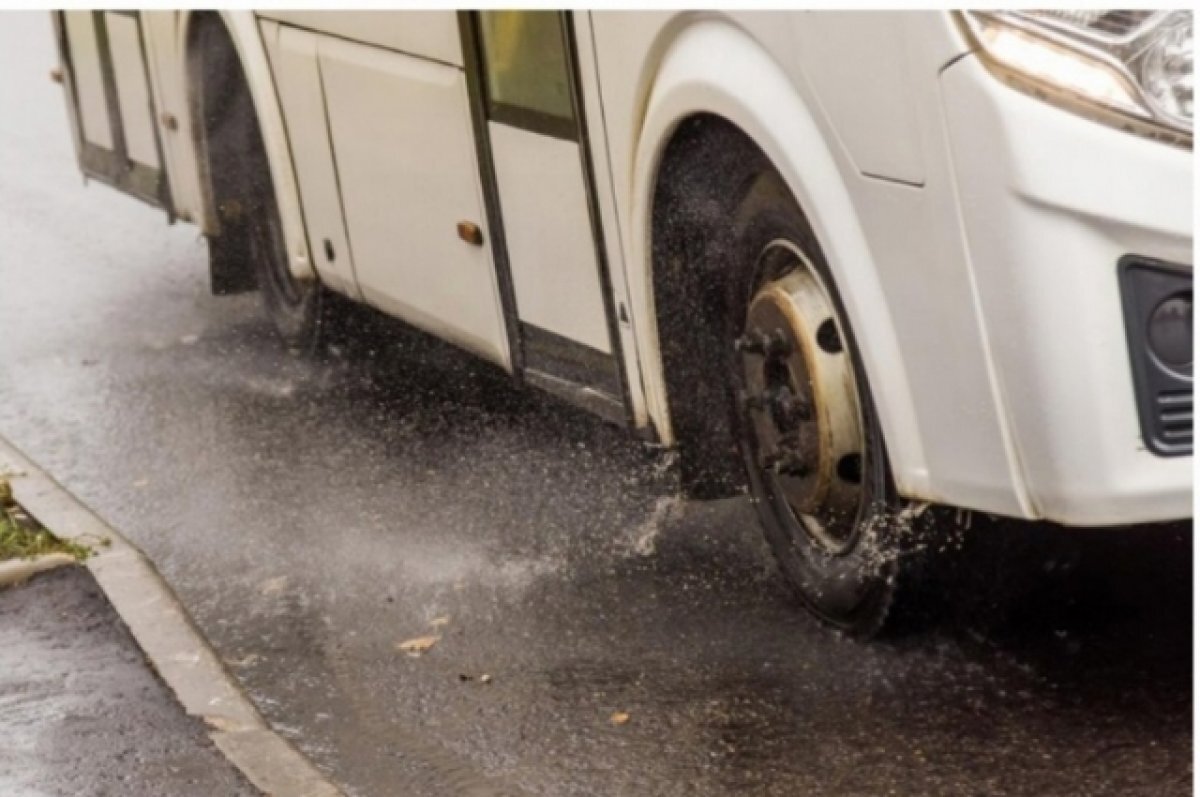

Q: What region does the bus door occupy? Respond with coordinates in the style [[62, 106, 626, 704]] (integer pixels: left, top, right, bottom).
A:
[[462, 11, 628, 423], [53, 11, 171, 210]]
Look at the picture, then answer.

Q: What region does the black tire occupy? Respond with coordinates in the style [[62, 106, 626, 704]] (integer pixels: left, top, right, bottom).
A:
[[724, 171, 922, 638], [249, 195, 324, 352]]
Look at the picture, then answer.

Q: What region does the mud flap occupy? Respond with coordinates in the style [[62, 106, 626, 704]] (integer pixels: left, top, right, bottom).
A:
[[207, 228, 258, 296]]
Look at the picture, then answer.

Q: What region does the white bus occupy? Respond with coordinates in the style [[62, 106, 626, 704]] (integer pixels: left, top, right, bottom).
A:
[[52, 10, 1193, 635]]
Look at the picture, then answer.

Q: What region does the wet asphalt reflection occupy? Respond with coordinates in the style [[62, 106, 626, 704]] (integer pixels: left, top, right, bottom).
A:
[[0, 13, 1191, 797]]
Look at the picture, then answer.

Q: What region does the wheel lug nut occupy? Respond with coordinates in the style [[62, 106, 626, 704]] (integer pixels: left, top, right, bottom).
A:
[[736, 330, 792, 358], [734, 333, 765, 354], [763, 332, 792, 358]]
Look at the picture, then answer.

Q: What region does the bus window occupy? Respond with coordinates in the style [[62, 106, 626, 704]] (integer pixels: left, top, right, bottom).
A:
[[478, 11, 574, 131]]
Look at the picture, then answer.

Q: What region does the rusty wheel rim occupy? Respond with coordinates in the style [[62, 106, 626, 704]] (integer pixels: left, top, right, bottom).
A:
[[737, 240, 866, 555]]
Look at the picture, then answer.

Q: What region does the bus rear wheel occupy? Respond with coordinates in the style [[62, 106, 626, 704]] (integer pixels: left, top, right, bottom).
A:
[[248, 197, 324, 351]]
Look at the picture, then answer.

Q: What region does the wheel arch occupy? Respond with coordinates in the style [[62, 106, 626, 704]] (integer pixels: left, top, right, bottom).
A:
[[629, 18, 929, 499], [178, 11, 314, 285]]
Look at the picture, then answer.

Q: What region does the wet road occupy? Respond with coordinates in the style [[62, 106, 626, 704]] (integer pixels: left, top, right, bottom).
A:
[[0, 568, 258, 797], [0, 13, 1191, 796]]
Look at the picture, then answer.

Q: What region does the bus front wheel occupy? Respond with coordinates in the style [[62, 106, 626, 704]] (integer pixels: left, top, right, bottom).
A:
[[726, 171, 923, 637]]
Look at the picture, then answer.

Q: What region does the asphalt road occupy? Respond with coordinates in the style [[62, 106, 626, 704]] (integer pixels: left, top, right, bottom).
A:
[[0, 13, 1192, 797]]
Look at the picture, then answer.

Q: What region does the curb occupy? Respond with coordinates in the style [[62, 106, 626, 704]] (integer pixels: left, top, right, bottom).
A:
[[0, 437, 344, 797], [0, 552, 77, 587]]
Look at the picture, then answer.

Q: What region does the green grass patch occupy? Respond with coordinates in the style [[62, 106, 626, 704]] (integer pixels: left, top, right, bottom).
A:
[[0, 479, 92, 562]]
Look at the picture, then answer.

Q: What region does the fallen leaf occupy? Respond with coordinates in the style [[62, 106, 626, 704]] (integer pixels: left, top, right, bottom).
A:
[[396, 635, 440, 657], [610, 711, 630, 726], [259, 576, 287, 596], [225, 653, 260, 669]]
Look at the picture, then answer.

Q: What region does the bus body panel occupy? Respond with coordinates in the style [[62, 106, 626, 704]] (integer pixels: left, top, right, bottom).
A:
[[571, 13, 649, 429], [489, 122, 612, 356], [257, 10, 463, 68], [140, 13, 202, 222], [261, 21, 360, 300], [318, 35, 511, 368]]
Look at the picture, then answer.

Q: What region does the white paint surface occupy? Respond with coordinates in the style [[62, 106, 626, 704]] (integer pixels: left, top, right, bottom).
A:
[[489, 122, 612, 354], [259, 11, 463, 68], [104, 13, 159, 169], [793, 13, 926, 184], [264, 23, 358, 298], [62, 12, 111, 150], [318, 36, 509, 367]]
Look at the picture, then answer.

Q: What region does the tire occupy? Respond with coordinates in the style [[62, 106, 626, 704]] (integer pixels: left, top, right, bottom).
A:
[[248, 194, 324, 352], [723, 171, 923, 637]]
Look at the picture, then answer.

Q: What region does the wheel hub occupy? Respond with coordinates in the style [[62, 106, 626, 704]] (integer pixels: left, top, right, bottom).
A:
[[738, 244, 866, 553]]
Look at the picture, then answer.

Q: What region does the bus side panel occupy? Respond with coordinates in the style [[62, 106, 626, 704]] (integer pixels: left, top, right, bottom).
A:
[[317, 36, 511, 368], [257, 11, 462, 67], [260, 20, 360, 299]]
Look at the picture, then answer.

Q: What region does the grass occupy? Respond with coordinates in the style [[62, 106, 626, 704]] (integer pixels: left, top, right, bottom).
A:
[[0, 478, 92, 562]]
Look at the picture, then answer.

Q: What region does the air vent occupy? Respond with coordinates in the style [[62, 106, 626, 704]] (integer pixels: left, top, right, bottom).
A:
[[1157, 390, 1193, 450]]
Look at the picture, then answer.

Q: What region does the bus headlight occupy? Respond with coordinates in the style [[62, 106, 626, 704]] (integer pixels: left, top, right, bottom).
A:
[[963, 10, 1193, 143]]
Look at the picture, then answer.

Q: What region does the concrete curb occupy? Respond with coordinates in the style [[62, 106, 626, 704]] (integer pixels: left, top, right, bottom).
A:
[[0, 437, 343, 797], [0, 552, 77, 587]]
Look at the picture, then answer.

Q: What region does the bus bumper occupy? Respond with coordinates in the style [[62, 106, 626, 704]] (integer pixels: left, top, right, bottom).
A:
[[939, 54, 1193, 526]]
